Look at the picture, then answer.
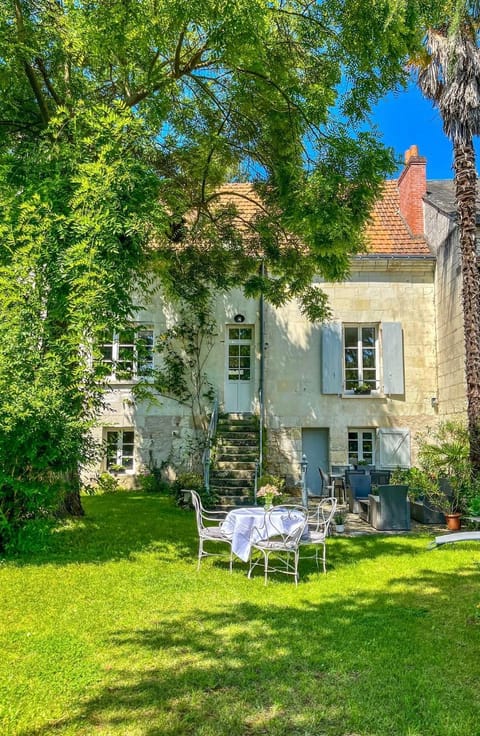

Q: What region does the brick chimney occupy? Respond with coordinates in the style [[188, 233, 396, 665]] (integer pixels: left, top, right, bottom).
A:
[[397, 144, 427, 236]]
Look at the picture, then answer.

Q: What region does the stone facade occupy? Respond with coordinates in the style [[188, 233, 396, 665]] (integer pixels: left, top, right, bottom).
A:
[[424, 186, 467, 422], [262, 258, 437, 480], [91, 148, 472, 490]]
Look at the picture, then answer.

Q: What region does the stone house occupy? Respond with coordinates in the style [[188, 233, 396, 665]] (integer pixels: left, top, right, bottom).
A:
[[93, 145, 469, 496]]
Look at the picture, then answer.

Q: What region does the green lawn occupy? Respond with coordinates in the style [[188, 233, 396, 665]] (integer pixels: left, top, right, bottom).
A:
[[1, 492, 480, 736]]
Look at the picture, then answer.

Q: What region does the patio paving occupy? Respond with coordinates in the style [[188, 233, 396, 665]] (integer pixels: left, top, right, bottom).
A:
[[336, 508, 445, 537]]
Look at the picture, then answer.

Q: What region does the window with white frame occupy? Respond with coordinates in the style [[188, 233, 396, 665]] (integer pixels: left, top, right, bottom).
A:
[[343, 324, 378, 392], [100, 327, 154, 380], [348, 429, 375, 466], [106, 430, 135, 472]]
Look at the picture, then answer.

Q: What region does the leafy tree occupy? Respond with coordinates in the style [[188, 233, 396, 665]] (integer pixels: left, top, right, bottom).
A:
[[134, 297, 217, 430], [0, 0, 418, 543], [412, 0, 480, 469]]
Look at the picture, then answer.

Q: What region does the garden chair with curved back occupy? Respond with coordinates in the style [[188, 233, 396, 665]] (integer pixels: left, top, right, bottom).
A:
[[318, 467, 335, 498], [299, 496, 337, 573], [247, 505, 308, 585], [188, 490, 234, 571]]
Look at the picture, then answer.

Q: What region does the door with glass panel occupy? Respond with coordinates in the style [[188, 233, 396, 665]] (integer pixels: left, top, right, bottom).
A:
[[224, 326, 254, 412]]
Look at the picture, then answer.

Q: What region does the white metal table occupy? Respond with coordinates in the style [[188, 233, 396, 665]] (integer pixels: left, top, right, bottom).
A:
[[222, 506, 306, 562]]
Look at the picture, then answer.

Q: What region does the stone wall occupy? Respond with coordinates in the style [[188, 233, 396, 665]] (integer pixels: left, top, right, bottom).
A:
[[261, 258, 439, 476], [424, 201, 467, 422]]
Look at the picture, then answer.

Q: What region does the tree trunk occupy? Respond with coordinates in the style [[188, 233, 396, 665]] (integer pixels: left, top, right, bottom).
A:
[[60, 487, 85, 516], [55, 470, 85, 517], [454, 138, 480, 469]]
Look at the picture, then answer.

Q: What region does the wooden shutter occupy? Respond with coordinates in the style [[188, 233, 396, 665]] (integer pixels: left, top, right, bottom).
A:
[[382, 322, 404, 395], [377, 428, 410, 468], [321, 322, 343, 394]]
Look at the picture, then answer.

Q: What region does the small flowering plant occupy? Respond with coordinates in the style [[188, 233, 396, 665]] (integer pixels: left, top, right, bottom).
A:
[[257, 483, 282, 508], [334, 508, 348, 525]]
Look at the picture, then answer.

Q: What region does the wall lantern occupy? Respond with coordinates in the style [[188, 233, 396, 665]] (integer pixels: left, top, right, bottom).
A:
[[234, 314, 245, 323]]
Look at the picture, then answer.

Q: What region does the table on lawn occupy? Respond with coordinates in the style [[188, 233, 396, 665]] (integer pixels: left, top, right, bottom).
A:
[[222, 506, 306, 562]]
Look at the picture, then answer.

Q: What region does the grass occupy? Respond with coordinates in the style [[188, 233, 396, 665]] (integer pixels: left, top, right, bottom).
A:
[[1, 492, 480, 736]]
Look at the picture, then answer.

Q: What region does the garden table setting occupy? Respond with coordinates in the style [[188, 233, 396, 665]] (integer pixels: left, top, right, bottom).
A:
[[221, 506, 307, 562]]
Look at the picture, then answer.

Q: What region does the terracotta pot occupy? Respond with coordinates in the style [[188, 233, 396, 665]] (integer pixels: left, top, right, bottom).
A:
[[445, 513, 462, 531]]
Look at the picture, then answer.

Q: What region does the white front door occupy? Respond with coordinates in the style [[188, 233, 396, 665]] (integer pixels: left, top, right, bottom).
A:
[[224, 325, 254, 413]]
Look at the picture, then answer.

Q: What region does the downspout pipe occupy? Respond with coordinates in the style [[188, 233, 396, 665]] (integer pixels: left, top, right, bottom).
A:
[[259, 261, 265, 477]]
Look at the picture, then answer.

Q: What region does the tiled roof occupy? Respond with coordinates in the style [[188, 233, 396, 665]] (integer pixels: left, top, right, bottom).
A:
[[425, 180, 480, 224], [214, 179, 432, 257], [364, 180, 431, 256], [213, 183, 266, 232]]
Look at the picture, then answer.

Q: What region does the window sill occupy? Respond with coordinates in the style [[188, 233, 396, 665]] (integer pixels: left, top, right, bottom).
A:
[[342, 392, 384, 399], [104, 376, 155, 387], [105, 469, 135, 475]]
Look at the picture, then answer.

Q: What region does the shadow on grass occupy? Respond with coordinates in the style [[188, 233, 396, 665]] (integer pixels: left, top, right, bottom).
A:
[[17, 560, 480, 736], [6, 493, 433, 572], [6, 493, 198, 567]]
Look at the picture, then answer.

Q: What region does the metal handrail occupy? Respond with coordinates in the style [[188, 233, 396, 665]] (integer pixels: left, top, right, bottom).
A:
[[253, 459, 260, 505], [258, 386, 264, 480], [203, 397, 219, 491]]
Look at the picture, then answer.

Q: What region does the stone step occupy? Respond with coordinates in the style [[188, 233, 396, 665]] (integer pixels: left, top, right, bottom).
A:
[[216, 442, 258, 453], [216, 461, 257, 470], [217, 419, 259, 432], [210, 469, 255, 480], [218, 412, 255, 422], [216, 449, 258, 459], [215, 495, 253, 508], [211, 412, 260, 507], [212, 490, 255, 499], [210, 479, 252, 490], [210, 477, 253, 489], [218, 434, 258, 444]]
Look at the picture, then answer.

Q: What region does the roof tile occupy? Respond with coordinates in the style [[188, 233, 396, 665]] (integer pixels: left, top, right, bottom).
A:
[[214, 179, 431, 257]]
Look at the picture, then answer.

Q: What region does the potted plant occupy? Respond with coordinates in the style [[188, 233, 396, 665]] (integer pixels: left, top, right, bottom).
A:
[[417, 422, 472, 530], [354, 383, 372, 395], [333, 508, 348, 532]]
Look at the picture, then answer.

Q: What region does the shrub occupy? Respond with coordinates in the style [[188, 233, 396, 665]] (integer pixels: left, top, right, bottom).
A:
[[0, 474, 64, 553], [390, 466, 436, 500], [397, 422, 476, 515], [467, 494, 480, 516], [96, 473, 121, 494], [257, 473, 285, 492], [171, 472, 217, 508], [137, 468, 170, 494]]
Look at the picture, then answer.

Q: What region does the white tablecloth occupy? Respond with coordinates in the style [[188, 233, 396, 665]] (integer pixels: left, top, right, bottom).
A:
[[222, 507, 306, 562]]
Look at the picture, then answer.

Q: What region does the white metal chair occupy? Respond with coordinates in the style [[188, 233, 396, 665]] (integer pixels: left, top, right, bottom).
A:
[[299, 497, 337, 573], [247, 505, 307, 585], [188, 490, 233, 571]]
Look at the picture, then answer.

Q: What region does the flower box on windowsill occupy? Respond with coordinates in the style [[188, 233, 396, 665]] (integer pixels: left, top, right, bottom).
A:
[[353, 384, 372, 395]]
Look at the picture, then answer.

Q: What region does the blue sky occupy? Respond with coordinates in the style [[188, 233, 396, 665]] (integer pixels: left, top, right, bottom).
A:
[[370, 80, 477, 181]]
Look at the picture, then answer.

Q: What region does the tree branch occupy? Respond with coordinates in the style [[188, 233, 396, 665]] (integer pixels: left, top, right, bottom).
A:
[[14, 0, 50, 125], [35, 56, 63, 105]]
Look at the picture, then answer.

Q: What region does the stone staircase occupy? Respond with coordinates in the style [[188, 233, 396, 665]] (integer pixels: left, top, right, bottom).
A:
[[209, 414, 259, 507]]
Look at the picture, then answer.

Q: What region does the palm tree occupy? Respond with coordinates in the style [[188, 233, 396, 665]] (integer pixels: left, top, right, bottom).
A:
[[417, 6, 480, 468]]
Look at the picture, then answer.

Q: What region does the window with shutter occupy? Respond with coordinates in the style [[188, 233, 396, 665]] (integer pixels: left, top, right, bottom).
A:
[[321, 321, 405, 396]]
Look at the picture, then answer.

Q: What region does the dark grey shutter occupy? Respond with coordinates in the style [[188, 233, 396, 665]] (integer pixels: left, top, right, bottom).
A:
[[382, 322, 404, 395], [321, 322, 343, 394]]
